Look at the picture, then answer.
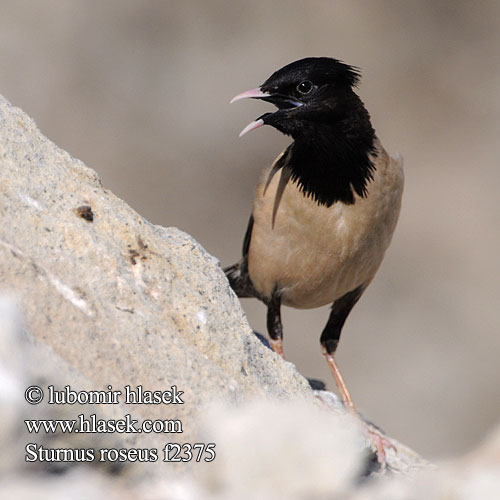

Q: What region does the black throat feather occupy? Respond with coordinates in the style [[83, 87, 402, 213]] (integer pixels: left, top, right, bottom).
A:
[[287, 102, 376, 207]]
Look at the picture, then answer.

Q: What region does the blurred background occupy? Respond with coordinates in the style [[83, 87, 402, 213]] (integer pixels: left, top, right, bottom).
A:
[[1, 0, 498, 459]]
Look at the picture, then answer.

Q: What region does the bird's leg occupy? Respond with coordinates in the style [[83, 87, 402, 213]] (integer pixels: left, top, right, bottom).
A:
[[322, 348, 355, 411], [266, 293, 285, 358], [320, 286, 395, 468], [320, 289, 359, 412], [322, 345, 394, 467], [320, 286, 365, 387]]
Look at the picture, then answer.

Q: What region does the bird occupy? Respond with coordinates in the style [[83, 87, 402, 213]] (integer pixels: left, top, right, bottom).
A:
[[224, 57, 404, 464]]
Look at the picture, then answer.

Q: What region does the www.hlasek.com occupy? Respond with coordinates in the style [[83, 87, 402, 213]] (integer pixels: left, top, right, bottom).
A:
[[24, 384, 216, 464]]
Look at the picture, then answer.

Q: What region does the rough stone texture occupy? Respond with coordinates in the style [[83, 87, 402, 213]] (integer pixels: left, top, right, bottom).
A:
[[0, 92, 312, 432], [5, 94, 498, 498]]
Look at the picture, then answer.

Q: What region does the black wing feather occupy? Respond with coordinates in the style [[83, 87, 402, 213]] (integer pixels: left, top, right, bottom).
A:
[[223, 214, 259, 298]]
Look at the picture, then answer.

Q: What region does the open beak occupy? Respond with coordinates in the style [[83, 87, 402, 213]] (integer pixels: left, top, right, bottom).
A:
[[231, 86, 303, 137], [231, 87, 272, 137]]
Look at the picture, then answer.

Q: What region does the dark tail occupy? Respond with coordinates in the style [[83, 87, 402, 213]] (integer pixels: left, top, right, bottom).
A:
[[223, 260, 258, 298]]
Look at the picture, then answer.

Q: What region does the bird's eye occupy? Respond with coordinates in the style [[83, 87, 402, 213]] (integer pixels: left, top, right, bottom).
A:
[[296, 80, 313, 94]]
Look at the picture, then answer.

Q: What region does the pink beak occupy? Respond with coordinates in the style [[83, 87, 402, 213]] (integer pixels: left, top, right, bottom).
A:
[[231, 87, 271, 137], [238, 119, 265, 137], [230, 87, 270, 104]]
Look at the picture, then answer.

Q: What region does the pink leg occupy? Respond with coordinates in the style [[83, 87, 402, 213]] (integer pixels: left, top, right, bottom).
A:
[[270, 338, 285, 359], [322, 349, 396, 468]]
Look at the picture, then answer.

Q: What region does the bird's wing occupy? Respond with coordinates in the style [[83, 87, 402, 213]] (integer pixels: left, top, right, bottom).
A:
[[224, 146, 292, 300], [242, 213, 254, 258]]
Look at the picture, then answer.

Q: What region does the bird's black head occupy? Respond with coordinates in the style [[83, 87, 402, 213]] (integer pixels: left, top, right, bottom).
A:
[[260, 57, 360, 134], [233, 57, 363, 138], [232, 57, 377, 206]]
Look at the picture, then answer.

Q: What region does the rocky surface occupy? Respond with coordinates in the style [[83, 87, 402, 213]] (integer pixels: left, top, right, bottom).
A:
[[1, 94, 497, 498], [0, 91, 312, 428]]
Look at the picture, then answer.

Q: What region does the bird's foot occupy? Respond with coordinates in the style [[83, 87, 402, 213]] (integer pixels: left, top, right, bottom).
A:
[[363, 423, 397, 471], [269, 338, 285, 359], [321, 351, 397, 469]]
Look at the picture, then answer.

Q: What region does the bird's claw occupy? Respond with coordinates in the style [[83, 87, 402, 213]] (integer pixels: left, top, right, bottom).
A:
[[365, 426, 397, 471]]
